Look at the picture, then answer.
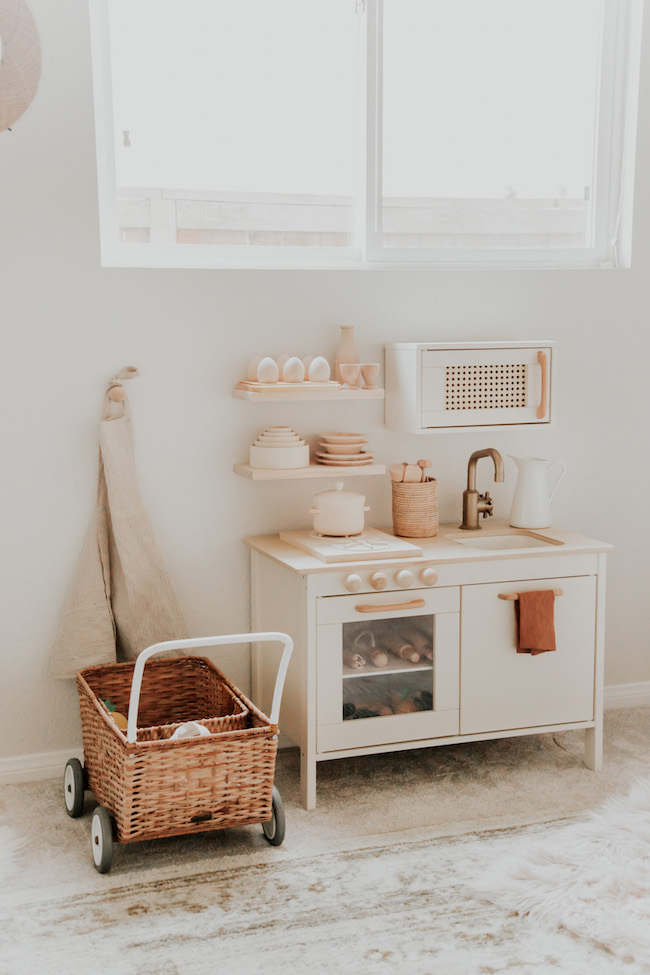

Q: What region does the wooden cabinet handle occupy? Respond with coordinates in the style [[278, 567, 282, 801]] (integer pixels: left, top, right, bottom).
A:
[[498, 588, 563, 601], [536, 350, 548, 419], [355, 599, 426, 613]]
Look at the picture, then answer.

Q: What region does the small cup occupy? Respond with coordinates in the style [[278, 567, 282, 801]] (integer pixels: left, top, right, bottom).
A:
[[339, 363, 361, 389], [360, 363, 380, 389]]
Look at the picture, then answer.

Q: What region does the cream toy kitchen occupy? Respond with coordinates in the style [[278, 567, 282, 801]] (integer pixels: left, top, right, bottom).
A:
[[246, 498, 612, 812], [237, 336, 611, 810]]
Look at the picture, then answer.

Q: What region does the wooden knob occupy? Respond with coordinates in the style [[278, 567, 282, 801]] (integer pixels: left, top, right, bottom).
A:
[[108, 386, 125, 402]]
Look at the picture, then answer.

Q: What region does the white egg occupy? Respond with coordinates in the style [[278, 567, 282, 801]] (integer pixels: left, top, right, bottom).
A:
[[256, 357, 280, 383], [247, 356, 262, 381], [282, 356, 306, 382], [308, 356, 331, 382]]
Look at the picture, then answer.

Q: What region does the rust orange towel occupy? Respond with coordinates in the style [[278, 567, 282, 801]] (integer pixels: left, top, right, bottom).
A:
[[515, 590, 556, 655]]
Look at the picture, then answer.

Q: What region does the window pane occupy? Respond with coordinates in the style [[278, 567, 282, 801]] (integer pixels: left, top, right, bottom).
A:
[[381, 0, 603, 250], [108, 0, 358, 247]]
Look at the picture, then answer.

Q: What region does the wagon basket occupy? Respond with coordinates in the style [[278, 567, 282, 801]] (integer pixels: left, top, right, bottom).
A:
[[63, 632, 293, 872]]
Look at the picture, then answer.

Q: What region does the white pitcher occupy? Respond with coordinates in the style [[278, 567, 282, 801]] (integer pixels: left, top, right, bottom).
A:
[[508, 456, 566, 529]]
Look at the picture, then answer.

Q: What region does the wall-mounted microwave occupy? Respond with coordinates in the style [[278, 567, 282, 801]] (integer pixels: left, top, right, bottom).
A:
[[384, 341, 555, 434]]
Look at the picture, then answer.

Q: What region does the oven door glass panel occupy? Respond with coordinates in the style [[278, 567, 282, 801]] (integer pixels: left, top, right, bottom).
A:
[[316, 589, 460, 753], [342, 617, 433, 721]]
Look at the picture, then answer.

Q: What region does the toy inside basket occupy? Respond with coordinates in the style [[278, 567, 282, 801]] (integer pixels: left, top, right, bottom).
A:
[[78, 655, 250, 741]]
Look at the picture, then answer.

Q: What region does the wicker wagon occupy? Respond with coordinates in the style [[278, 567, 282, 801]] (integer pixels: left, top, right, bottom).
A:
[[63, 632, 293, 873]]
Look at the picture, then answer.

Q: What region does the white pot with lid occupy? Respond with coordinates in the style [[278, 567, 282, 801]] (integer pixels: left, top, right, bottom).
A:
[[309, 482, 370, 536]]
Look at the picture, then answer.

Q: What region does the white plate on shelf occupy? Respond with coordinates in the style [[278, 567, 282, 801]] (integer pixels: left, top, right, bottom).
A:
[[250, 443, 310, 469], [319, 432, 367, 443], [317, 441, 369, 455], [315, 452, 374, 465], [257, 435, 302, 444], [255, 439, 306, 448]]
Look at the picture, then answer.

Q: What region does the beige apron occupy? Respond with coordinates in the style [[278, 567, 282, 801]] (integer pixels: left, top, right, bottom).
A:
[[51, 369, 187, 679]]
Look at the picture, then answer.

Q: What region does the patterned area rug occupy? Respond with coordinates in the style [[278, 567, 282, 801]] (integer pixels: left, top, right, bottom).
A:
[[475, 777, 650, 969], [0, 825, 23, 882], [2, 818, 648, 975], [2, 710, 649, 975]]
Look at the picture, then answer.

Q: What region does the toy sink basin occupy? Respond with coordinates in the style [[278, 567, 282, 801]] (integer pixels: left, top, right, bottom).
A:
[[449, 530, 564, 551]]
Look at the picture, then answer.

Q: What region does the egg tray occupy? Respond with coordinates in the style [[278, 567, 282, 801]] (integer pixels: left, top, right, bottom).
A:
[[236, 380, 341, 391]]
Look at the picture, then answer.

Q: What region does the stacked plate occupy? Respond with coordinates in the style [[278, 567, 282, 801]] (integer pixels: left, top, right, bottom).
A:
[[249, 426, 310, 470], [316, 432, 374, 466]]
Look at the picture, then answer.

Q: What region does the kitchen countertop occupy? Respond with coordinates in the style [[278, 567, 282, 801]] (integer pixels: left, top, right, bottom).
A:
[[244, 521, 614, 575]]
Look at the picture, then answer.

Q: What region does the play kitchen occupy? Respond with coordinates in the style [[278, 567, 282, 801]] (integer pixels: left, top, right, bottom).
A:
[[244, 451, 611, 810], [235, 333, 611, 810]]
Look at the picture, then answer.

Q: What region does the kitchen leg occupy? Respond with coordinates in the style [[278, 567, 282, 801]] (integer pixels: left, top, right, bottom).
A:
[[300, 748, 317, 810], [584, 725, 602, 771]]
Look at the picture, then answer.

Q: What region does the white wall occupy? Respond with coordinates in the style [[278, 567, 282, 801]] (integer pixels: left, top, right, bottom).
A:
[[2, 0, 649, 765]]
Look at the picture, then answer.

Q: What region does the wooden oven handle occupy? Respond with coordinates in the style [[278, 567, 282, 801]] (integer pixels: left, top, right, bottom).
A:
[[536, 350, 548, 420], [355, 599, 426, 613]]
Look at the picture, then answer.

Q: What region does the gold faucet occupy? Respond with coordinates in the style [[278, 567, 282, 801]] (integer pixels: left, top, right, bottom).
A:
[[459, 448, 505, 530]]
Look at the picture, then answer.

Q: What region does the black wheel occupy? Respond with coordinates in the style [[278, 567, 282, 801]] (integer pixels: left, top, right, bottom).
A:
[[63, 758, 85, 818], [91, 805, 114, 873], [262, 786, 285, 846]]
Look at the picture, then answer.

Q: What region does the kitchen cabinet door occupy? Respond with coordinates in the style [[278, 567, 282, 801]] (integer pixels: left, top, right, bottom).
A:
[[460, 576, 596, 735]]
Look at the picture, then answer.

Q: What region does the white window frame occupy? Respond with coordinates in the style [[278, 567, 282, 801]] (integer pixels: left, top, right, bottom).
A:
[[89, 0, 643, 270]]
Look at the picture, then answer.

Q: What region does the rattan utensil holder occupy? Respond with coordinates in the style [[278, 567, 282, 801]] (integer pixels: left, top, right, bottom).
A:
[[392, 478, 438, 537]]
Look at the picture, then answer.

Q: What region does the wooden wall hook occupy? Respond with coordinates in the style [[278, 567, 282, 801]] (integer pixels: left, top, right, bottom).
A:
[[107, 366, 139, 402]]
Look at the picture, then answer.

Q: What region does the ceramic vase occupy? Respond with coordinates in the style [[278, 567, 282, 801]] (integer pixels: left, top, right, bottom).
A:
[[335, 325, 360, 383]]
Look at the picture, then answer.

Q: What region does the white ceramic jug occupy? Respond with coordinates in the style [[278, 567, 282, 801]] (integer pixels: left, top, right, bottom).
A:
[[508, 456, 566, 529]]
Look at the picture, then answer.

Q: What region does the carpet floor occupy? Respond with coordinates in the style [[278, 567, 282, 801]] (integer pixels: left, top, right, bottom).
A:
[[1, 707, 649, 974]]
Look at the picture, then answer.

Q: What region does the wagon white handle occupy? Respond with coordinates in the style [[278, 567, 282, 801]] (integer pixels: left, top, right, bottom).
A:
[[126, 632, 293, 743]]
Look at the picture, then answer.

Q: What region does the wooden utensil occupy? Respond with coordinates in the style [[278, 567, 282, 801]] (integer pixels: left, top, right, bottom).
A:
[[389, 463, 406, 482], [403, 464, 423, 483], [343, 650, 366, 669], [353, 630, 389, 668], [417, 459, 432, 481], [384, 634, 420, 663]]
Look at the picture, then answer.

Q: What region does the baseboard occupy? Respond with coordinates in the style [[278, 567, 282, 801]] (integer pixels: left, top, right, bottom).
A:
[[1, 684, 649, 785], [604, 681, 650, 710], [0, 747, 83, 785]]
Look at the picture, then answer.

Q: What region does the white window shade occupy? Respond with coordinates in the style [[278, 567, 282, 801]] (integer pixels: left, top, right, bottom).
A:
[[97, 0, 359, 260], [379, 0, 600, 250], [89, 0, 643, 269], [367, 0, 642, 266]]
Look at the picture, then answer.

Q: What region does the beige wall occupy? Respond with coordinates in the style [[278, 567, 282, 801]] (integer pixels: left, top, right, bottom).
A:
[[2, 0, 649, 766]]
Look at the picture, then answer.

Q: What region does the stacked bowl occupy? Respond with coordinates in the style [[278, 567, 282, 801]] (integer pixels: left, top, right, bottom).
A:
[[249, 426, 310, 470], [316, 432, 374, 466]]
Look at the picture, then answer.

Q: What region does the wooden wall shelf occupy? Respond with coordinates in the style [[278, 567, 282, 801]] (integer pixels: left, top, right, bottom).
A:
[[233, 386, 384, 402], [234, 463, 386, 480]]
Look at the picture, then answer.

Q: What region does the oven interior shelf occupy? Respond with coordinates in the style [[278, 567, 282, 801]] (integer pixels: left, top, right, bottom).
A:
[[343, 660, 433, 678]]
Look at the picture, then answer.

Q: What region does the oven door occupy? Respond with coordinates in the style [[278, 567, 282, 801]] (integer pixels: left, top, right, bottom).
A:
[[316, 587, 460, 753]]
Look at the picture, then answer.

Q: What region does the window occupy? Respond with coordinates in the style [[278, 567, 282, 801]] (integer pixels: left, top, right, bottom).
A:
[[89, 0, 643, 268]]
